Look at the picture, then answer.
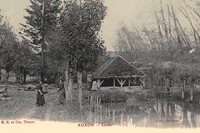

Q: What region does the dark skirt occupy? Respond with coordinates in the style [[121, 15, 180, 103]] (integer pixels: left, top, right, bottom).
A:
[[36, 92, 45, 106], [58, 89, 66, 104]]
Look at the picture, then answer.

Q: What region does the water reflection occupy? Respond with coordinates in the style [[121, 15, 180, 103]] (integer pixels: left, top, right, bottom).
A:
[[82, 97, 200, 128]]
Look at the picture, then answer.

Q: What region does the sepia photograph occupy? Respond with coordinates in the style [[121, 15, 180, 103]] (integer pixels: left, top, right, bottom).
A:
[[0, 0, 200, 130]]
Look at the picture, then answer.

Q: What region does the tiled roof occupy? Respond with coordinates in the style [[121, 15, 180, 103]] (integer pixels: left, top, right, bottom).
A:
[[93, 56, 146, 78]]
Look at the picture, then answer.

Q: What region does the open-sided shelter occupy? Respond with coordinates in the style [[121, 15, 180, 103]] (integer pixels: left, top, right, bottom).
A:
[[92, 56, 146, 91]]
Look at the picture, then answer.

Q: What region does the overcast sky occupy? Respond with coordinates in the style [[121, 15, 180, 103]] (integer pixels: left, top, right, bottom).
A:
[[0, 0, 193, 51]]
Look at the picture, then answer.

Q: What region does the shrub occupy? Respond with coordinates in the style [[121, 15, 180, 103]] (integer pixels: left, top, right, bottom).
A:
[[97, 90, 128, 102]]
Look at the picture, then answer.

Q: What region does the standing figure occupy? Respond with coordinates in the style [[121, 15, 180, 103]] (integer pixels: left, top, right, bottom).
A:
[[36, 81, 45, 106], [58, 78, 66, 104], [91, 81, 97, 91]]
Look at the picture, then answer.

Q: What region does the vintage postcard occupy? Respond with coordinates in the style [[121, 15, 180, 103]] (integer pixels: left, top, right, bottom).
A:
[[0, 0, 200, 132]]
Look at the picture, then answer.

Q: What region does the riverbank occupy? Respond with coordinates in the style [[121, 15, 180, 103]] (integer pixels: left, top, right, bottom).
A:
[[1, 84, 200, 128], [82, 88, 200, 105], [2, 83, 200, 104]]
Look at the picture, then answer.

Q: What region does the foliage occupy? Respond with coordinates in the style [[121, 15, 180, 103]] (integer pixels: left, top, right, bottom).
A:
[[0, 16, 19, 72], [115, 0, 200, 64], [20, 0, 62, 49], [20, 0, 62, 82], [114, 0, 200, 88], [50, 0, 107, 72]]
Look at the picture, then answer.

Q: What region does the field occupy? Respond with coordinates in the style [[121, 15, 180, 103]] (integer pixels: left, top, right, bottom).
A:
[[0, 84, 85, 123]]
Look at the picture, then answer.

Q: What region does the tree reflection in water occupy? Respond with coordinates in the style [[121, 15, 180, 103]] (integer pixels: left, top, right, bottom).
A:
[[190, 106, 197, 128], [81, 96, 200, 128], [182, 104, 190, 127]]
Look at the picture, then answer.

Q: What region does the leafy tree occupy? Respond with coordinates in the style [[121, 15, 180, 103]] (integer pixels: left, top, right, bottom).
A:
[[0, 13, 19, 97], [49, 0, 107, 103], [14, 40, 38, 84], [20, 0, 62, 83]]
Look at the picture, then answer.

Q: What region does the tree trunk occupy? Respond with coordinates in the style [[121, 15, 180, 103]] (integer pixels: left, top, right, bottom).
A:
[[20, 73, 23, 85], [67, 68, 73, 101], [190, 84, 194, 102], [0, 72, 1, 83], [23, 71, 27, 85], [68, 78, 73, 100], [16, 74, 20, 84], [3, 70, 9, 97], [156, 98, 159, 112], [166, 102, 170, 119], [182, 105, 190, 127], [190, 105, 197, 127], [155, 75, 159, 92], [64, 61, 69, 101], [161, 77, 164, 90], [166, 78, 170, 99], [182, 80, 186, 99], [171, 104, 175, 118], [87, 74, 92, 89], [77, 71, 82, 109], [41, 69, 44, 84], [161, 102, 165, 118]]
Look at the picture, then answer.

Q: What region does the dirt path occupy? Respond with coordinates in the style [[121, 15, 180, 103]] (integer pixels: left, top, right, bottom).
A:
[[23, 106, 37, 119], [44, 103, 54, 121]]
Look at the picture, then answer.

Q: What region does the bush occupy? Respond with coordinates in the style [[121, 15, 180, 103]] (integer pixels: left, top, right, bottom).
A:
[[97, 90, 128, 102]]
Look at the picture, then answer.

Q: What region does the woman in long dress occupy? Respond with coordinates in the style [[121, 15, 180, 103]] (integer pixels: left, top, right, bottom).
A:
[[36, 81, 45, 106], [58, 79, 66, 104], [91, 81, 97, 91]]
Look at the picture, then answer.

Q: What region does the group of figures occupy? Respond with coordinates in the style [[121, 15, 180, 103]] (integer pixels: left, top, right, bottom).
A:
[[35, 78, 66, 106]]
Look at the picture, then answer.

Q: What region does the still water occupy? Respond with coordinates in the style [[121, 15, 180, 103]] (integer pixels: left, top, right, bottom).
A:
[[80, 97, 200, 128]]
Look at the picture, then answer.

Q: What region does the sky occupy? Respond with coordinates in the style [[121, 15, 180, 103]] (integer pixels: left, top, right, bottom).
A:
[[0, 0, 193, 51]]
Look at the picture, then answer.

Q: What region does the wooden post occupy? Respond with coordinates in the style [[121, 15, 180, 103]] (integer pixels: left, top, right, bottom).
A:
[[142, 78, 145, 88], [97, 79, 105, 89], [97, 79, 100, 89], [116, 78, 126, 88], [120, 79, 123, 88], [94, 106, 97, 123], [105, 108, 108, 118], [90, 96, 93, 106], [100, 106, 103, 120], [108, 108, 111, 117], [139, 77, 145, 89], [121, 112, 124, 126], [112, 110, 115, 123], [98, 98, 101, 105], [97, 96, 99, 106], [128, 78, 130, 87]]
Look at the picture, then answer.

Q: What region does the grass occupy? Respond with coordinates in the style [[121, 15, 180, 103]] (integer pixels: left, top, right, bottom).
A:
[[1, 83, 200, 123], [0, 84, 87, 122], [0, 84, 151, 123]]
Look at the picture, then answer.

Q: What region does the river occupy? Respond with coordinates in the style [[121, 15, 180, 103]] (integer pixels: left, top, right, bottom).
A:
[[80, 97, 200, 128]]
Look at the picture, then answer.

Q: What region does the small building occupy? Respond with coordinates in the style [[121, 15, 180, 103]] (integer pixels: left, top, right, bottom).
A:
[[92, 56, 146, 91]]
